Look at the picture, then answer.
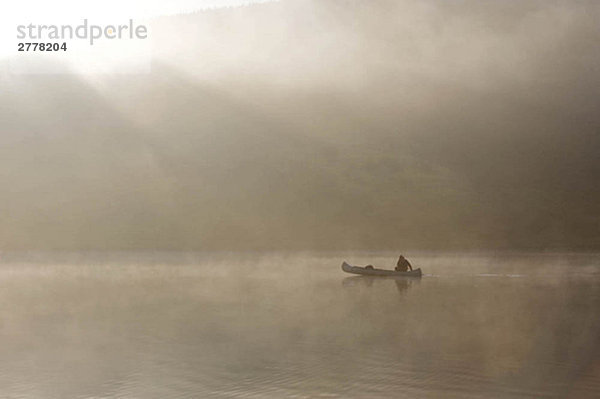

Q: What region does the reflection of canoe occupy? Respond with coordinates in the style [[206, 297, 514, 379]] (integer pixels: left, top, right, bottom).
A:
[[342, 261, 422, 277]]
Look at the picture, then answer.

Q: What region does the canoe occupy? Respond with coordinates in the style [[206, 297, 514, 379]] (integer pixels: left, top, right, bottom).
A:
[[341, 261, 422, 277]]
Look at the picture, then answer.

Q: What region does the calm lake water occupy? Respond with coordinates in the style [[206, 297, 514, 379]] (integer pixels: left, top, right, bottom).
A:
[[0, 252, 599, 398]]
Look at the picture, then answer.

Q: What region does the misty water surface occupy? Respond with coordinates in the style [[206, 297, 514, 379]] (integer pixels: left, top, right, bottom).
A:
[[0, 252, 599, 398]]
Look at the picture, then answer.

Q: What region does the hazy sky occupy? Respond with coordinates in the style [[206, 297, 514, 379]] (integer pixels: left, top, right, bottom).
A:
[[0, 0, 278, 61], [3, 0, 277, 18], [1, 0, 598, 250]]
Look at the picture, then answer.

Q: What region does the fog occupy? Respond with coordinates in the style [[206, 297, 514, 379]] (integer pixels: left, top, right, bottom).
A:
[[1, 252, 599, 397], [1, 0, 599, 250]]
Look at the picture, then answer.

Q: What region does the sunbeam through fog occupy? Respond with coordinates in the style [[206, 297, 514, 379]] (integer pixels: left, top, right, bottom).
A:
[[1, 1, 599, 398]]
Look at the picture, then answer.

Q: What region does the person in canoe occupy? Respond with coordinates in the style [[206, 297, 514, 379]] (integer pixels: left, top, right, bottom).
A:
[[395, 255, 413, 272]]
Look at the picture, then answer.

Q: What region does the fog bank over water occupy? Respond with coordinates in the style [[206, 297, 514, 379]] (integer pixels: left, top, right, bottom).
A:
[[1, 252, 599, 397], [1, 0, 599, 250]]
